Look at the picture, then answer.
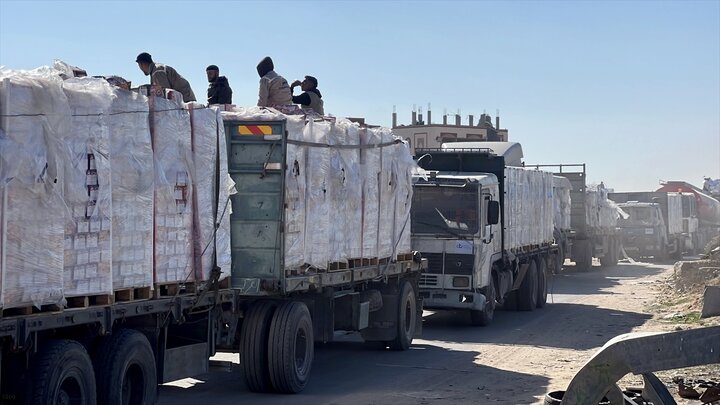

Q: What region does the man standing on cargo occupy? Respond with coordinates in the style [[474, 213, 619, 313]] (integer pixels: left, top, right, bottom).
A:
[[291, 75, 324, 115], [256, 56, 292, 107], [136, 52, 197, 102], [206, 65, 233, 105]]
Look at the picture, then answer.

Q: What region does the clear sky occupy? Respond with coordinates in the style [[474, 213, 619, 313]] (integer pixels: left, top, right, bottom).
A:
[[1, 0, 718, 191]]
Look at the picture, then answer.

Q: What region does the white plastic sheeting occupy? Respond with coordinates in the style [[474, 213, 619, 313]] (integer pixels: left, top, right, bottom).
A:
[[552, 176, 572, 231], [61, 78, 114, 297], [109, 90, 154, 290], [220, 107, 415, 272], [152, 93, 194, 284], [214, 111, 233, 278], [666, 192, 684, 235], [0, 69, 66, 309], [586, 184, 624, 231], [504, 167, 554, 250]]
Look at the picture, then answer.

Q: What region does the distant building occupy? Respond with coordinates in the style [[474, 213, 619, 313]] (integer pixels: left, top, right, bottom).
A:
[[391, 109, 508, 154]]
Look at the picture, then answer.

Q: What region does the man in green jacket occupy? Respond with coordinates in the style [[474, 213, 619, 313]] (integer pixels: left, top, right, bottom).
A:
[[136, 52, 196, 102]]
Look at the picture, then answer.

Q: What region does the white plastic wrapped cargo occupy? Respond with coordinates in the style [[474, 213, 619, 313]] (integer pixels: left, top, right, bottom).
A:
[[377, 127, 397, 259], [586, 184, 619, 230], [284, 116, 308, 269], [361, 127, 381, 259], [503, 167, 554, 250], [666, 192, 684, 235], [304, 119, 331, 268], [329, 120, 362, 261], [0, 69, 67, 309], [61, 78, 114, 299], [151, 94, 194, 284], [552, 176, 572, 231], [214, 111, 233, 279], [108, 89, 154, 290], [393, 141, 415, 255]]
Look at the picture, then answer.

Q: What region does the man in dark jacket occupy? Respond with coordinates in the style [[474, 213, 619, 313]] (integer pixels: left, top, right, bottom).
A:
[[291, 75, 324, 115], [206, 65, 233, 105]]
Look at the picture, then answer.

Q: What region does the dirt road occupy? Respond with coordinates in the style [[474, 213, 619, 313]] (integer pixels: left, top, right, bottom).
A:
[[160, 261, 700, 404]]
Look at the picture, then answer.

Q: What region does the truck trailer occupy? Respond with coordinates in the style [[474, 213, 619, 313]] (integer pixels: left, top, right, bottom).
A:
[[528, 164, 623, 271], [0, 69, 425, 404], [412, 142, 559, 326], [656, 181, 720, 252]]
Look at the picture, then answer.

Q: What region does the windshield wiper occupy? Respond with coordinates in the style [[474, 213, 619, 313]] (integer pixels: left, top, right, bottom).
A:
[[413, 220, 465, 238]]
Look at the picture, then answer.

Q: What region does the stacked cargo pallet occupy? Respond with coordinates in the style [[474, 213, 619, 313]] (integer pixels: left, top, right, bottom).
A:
[[0, 66, 232, 314]]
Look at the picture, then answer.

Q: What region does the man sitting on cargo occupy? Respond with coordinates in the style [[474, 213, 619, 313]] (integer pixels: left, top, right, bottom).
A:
[[256, 56, 292, 108], [206, 65, 233, 105], [136, 52, 197, 102], [291, 75, 324, 115]]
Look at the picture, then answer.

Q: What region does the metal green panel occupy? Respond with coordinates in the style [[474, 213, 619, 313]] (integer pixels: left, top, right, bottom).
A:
[[224, 120, 286, 292]]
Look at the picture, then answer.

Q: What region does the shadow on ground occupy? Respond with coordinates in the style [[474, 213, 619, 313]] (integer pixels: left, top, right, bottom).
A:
[[160, 341, 549, 405]]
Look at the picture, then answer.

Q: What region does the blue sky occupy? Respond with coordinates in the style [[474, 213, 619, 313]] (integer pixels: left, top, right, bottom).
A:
[[1, 0, 718, 191]]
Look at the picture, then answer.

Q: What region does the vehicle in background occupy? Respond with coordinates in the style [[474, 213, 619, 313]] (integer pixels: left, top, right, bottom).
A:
[[656, 181, 720, 252], [528, 164, 623, 271], [412, 142, 559, 326]]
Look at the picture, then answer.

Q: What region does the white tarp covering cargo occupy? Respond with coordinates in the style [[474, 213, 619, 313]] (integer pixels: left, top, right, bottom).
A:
[[666, 192, 684, 235], [188, 103, 231, 281], [504, 167, 554, 250], [152, 93, 194, 284], [0, 69, 66, 309], [220, 107, 415, 272], [586, 184, 624, 230], [552, 175, 572, 231], [109, 90, 154, 290], [61, 78, 114, 298]]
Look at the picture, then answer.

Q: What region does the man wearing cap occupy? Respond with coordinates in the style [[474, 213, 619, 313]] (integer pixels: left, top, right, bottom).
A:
[[291, 75, 324, 115], [206, 65, 233, 105], [256, 56, 292, 107], [136, 52, 196, 102]]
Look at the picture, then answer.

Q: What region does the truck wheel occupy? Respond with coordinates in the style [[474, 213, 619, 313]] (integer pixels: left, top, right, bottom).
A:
[[575, 242, 593, 271], [94, 329, 157, 405], [554, 245, 564, 274], [389, 280, 417, 350], [268, 301, 314, 394], [240, 301, 277, 393], [672, 240, 683, 260], [517, 261, 538, 311], [30, 339, 96, 405], [470, 281, 496, 326], [599, 238, 617, 267], [536, 257, 548, 308]]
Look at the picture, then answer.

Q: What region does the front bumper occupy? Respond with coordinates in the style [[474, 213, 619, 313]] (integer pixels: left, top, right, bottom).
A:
[[419, 289, 487, 311]]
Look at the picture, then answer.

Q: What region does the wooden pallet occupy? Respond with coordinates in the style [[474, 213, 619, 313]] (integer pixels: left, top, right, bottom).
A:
[[154, 282, 197, 298], [328, 261, 349, 271], [114, 286, 153, 302], [1, 303, 63, 318], [396, 252, 414, 262], [66, 294, 114, 309]]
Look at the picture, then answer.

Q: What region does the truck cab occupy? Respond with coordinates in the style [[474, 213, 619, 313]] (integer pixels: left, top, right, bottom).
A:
[[617, 201, 668, 259], [412, 173, 500, 324]]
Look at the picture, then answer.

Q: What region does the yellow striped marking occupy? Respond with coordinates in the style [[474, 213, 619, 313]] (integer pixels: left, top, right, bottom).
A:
[[238, 125, 273, 135]]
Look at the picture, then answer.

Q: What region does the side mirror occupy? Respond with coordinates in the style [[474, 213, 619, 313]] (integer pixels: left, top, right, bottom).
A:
[[487, 200, 500, 225]]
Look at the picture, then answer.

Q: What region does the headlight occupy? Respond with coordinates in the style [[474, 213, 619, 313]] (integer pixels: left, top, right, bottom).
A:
[[452, 276, 470, 288]]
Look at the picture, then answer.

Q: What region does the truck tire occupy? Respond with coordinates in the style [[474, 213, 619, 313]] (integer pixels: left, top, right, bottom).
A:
[[575, 241, 593, 271], [30, 339, 96, 405], [672, 239, 683, 260], [389, 280, 417, 350], [94, 329, 157, 405], [268, 301, 314, 394], [536, 257, 548, 308], [599, 238, 618, 267], [517, 261, 538, 311], [470, 281, 496, 326], [554, 245, 565, 274], [240, 301, 277, 393]]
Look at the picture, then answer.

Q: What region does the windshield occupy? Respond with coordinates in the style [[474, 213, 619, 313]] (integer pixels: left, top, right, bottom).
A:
[[411, 185, 479, 236], [619, 206, 659, 227]]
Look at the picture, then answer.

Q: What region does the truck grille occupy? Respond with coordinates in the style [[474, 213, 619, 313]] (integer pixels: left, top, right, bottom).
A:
[[422, 252, 474, 276], [419, 274, 439, 288]]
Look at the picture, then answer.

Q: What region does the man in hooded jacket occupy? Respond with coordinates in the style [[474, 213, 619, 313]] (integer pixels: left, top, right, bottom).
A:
[[256, 56, 292, 107], [136, 52, 196, 102], [291, 75, 324, 115], [206, 65, 233, 105]]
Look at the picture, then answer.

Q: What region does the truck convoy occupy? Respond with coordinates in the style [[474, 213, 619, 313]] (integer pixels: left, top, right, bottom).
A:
[[528, 164, 624, 271], [0, 68, 425, 403], [608, 191, 685, 260], [412, 142, 558, 325]]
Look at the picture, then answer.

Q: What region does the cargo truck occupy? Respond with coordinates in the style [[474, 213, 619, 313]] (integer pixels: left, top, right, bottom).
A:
[[412, 142, 559, 326], [0, 71, 426, 404], [656, 181, 720, 252], [609, 191, 685, 260], [527, 164, 623, 271]]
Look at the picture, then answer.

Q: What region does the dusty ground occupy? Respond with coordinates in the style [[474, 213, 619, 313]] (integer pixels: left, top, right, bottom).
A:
[[160, 259, 719, 404]]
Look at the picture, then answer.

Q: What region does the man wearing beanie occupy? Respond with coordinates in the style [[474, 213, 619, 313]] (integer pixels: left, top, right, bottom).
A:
[[206, 65, 233, 105], [256, 56, 292, 107], [291, 75, 324, 115], [136, 52, 196, 102]]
